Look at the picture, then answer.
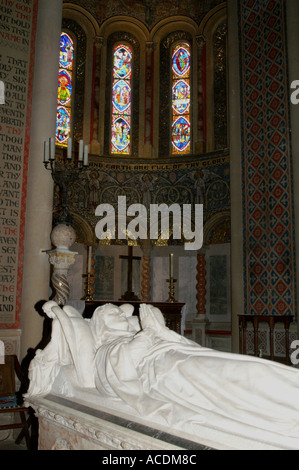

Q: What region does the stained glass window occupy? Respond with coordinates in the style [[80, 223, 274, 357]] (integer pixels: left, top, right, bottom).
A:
[[111, 43, 132, 155], [171, 42, 191, 155], [56, 32, 74, 147]]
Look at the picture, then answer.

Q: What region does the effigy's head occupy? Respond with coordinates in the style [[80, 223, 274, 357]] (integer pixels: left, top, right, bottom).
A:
[[90, 303, 133, 347], [119, 303, 134, 318]]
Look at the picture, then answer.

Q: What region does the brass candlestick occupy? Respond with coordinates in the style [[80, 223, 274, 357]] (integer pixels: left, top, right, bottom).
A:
[[82, 273, 94, 301], [166, 278, 177, 303]]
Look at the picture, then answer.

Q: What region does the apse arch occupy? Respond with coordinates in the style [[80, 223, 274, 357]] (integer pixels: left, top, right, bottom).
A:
[[203, 210, 230, 246]]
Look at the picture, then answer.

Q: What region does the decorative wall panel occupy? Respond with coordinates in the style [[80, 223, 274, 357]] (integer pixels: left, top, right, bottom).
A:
[[0, 0, 38, 328], [238, 0, 296, 317], [53, 153, 231, 246]]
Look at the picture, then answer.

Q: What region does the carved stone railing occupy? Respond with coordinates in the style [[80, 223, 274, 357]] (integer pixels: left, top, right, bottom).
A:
[[238, 314, 294, 365]]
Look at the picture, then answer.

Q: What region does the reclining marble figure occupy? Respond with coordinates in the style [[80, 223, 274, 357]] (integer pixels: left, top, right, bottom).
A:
[[25, 301, 299, 449]]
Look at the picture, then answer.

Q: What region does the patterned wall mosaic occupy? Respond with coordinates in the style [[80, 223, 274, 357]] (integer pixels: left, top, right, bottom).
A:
[[63, 0, 225, 29], [238, 0, 296, 318], [53, 153, 231, 246]]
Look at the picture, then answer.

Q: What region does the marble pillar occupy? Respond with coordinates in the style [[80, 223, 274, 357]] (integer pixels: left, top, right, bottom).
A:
[[49, 251, 77, 306], [20, 0, 63, 358]]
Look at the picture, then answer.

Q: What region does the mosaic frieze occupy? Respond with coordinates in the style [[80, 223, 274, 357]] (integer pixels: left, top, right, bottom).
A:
[[53, 153, 230, 245], [63, 0, 225, 29]]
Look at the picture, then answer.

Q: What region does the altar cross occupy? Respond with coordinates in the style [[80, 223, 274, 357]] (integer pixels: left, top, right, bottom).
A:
[[119, 245, 141, 301]]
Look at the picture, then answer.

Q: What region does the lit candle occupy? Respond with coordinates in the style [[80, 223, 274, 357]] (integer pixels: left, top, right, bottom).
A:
[[88, 246, 92, 274], [169, 253, 173, 279], [50, 137, 55, 160], [79, 140, 83, 161], [67, 137, 72, 160], [44, 140, 49, 162], [84, 144, 89, 166]]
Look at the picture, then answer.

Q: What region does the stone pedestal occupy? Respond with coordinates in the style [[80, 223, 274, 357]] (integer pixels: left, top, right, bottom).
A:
[[48, 224, 77, 305], [49, 251, 77, 306]]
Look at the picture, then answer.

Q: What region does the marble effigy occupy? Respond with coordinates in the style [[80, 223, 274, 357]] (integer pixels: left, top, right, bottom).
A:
[[24, 301, 299, 450]]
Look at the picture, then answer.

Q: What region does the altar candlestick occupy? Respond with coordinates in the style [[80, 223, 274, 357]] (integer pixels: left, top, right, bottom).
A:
[[84, 145, 89, 166], [79, 140, 83, 162], [169, 253, 173, 279], [50, 137, 55, 160], [88, 246, 92, 274], [44, 141, 49, 162], [67, 137, 72, 160]]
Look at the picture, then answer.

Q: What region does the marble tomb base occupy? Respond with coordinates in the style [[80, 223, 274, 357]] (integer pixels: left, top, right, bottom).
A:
[[25, 393, 290, 451]]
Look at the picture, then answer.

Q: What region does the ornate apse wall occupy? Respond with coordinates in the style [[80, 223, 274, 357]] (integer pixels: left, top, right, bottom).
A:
[[53, 152, 231, 247], [238, 0, 296, 318], [65, 0, 225, 29]]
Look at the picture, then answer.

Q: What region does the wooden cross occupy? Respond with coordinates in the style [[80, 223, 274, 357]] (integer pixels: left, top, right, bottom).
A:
[[119, 245, 141, 301]]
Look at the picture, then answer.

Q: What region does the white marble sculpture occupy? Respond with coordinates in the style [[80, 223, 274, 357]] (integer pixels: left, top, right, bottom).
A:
[[26, 301, 299, 449]]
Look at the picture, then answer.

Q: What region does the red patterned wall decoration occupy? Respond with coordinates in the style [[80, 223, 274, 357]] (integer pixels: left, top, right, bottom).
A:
[[0, 0, 38, 329], [238, 0, 296, 318]]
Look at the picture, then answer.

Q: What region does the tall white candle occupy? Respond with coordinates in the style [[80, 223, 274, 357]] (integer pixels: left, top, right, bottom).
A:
[[79, 140, 83, 161], [169, 253, 173, 279], [84, 144, 89, 166], [67, 137, 72, 160], [44, 141, 49, 162], [88, 246, 92, 274], [50, 137, 55, 159]]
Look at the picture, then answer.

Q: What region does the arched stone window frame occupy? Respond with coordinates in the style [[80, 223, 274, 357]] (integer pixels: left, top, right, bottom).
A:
[[152, 17, 197, 158], [61, 5, 228, 159], [61, 4, 98, 147], [152, 5, 227, 158], [110, 42, 134, 156], [170, 40, 192, 156], [56, 29, 75, 147], [98, 17, 148, 159], [104, 33, 139, 158]]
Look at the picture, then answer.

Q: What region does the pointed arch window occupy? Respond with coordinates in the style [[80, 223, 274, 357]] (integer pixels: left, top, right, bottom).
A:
[[56, 32, 74, 147], [111, 43, 132, 155], [171, 42, 191, 155]]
